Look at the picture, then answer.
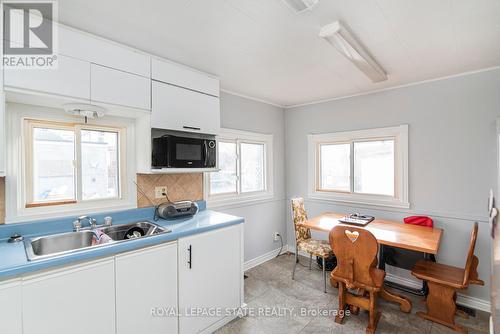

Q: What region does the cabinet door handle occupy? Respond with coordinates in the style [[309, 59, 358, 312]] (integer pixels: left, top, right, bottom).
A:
[[183, 126, 201, 131], [188, 245, 192, 269]]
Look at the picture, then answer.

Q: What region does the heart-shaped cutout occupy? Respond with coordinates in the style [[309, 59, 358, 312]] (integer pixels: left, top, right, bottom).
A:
[[345, 230, 359, 243]]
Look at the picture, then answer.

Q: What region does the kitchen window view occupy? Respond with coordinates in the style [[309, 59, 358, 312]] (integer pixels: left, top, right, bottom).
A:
[[209, 140, 266, 196], [309, 125, 408, 208], [318, 139, 395, 196], [26, 120, 122, 207], [207, 130, 272, 204]]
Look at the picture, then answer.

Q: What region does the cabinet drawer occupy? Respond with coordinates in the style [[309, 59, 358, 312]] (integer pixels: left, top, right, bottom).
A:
[[91, 64, 151, 110], [4, 54, 90, 100], [152, 58, 219, 97], [152, 81, 220, 134]]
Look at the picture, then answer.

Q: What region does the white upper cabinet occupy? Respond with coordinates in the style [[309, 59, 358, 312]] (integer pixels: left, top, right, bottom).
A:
[[91, 64, 151, 110], [152, 81, 220, 135], [59, 25, 150, 77], [152, 58, 219, 97], [4, 54, 91, 100]]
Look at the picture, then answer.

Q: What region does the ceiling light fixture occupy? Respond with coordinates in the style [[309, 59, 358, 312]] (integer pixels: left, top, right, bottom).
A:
[[319, 21, 388, 82], [63, 103, 106, 123], [282, 0, 319, 13]]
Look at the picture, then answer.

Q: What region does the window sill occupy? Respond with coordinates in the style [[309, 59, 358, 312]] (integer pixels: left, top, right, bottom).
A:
[[308, 191, 410, 210], [26, 200, 78, 208], [206, 192, 275, 210]]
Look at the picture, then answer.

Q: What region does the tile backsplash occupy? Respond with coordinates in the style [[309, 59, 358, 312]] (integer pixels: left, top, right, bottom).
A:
[[136, 173, 204, 208]]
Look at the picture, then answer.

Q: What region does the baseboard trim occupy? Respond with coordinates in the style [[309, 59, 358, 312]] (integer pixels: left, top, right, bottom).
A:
[[244, 245, 289, 271], [199, 315, 237, 334], [385, 273, 422, 289], [386, 273, 491, 313], [248, 245, 490, 313], [456, 295, 491, 314]]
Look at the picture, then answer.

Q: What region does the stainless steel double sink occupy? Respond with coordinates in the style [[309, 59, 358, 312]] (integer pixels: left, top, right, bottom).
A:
[[24, 221, 170, 261]]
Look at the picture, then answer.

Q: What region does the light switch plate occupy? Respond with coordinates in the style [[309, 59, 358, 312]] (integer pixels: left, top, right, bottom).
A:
[[155, 186, 168, 199]]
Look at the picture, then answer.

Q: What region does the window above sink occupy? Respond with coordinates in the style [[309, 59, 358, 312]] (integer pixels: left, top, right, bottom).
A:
[[5, 103, 138, 223], [25, 120, 123, 208]]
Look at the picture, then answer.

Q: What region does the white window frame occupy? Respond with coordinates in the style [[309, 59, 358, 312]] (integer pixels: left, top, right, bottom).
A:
[[204, 128, 274, 208], [6, 103, 137, 223], [308, 125, 409, 209], [24, 119, 125, 206]]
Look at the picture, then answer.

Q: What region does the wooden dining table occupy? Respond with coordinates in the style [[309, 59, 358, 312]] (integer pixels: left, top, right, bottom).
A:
[[299, 212, 444, 313], [300, 212, 443, 254]]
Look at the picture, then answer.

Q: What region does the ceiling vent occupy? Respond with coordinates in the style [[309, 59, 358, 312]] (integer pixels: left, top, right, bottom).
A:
[[282, 0, 319, 13]]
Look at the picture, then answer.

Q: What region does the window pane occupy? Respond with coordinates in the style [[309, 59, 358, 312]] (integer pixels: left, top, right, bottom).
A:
[[81, 129, 119, 200], [241, 143, 265, 193], [319, 144, 350, 191], [32, 127, 75, 202], [210, 141, 237, 195], [354, 140, 394, 196]]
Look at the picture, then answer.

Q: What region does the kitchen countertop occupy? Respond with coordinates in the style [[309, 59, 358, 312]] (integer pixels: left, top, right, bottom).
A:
[[0, 203, 244, 280]]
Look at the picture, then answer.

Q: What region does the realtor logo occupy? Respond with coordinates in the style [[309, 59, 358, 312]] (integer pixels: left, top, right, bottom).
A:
[[2, 1, 58, 68]]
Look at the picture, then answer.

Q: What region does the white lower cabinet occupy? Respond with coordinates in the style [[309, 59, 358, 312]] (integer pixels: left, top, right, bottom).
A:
[[178, 225, 243, 334], [0, 279, 22, 334], [22, 259, 116, 334], [0, 92, 5, 176], [115, 243, 178, 334], [4, 225, 243, 334]]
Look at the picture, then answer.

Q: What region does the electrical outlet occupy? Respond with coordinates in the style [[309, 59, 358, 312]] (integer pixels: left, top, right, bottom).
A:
[[273, 232, 280, 241], [155, 186, 168, 199]]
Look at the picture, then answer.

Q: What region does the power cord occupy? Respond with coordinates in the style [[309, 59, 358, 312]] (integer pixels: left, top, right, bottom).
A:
[[275, 233, 284, 258]]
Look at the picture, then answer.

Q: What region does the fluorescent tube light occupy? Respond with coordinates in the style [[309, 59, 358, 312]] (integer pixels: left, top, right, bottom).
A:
[[319, 21, 388, 82], [282, 0, 319, 13]]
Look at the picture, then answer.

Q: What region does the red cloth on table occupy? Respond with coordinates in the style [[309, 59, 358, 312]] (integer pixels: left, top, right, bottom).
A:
[[403, 216, 433, 228]]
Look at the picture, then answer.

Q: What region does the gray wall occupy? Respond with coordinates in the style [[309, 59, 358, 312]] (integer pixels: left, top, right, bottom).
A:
[[285, 69, 500, 303], [215, 92, 287, 262]]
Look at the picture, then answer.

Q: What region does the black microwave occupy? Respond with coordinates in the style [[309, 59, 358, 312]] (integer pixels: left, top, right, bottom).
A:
[[152, 134, 217, 169]]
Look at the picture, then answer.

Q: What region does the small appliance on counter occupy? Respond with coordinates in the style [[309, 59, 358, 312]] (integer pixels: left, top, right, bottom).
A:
[[339, 213, 375, 226], [156, 200, 199, 220]]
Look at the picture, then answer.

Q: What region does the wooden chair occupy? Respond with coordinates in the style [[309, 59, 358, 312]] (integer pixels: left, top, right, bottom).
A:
[[411, 222, 484, 333], [329, 225, 386, 334], [291, 198, 333, 293]]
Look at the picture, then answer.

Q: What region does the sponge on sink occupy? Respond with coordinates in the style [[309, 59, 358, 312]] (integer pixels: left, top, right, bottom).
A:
[[91, 229, 113, 245]]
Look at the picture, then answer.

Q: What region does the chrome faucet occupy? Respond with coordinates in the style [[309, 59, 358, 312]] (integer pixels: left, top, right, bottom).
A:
[[73, 216, 97, 231]]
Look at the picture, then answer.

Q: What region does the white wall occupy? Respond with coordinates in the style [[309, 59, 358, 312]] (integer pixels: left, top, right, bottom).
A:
[[285, 69, 500, 304], [213, 92, 286, 262]]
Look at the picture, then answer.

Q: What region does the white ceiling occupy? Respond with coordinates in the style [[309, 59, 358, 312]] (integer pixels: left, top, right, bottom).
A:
[[58, 0, 500, 107]]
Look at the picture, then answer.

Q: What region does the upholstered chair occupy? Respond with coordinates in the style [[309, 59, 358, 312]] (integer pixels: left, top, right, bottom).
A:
[[291, 198, 334, 293]]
